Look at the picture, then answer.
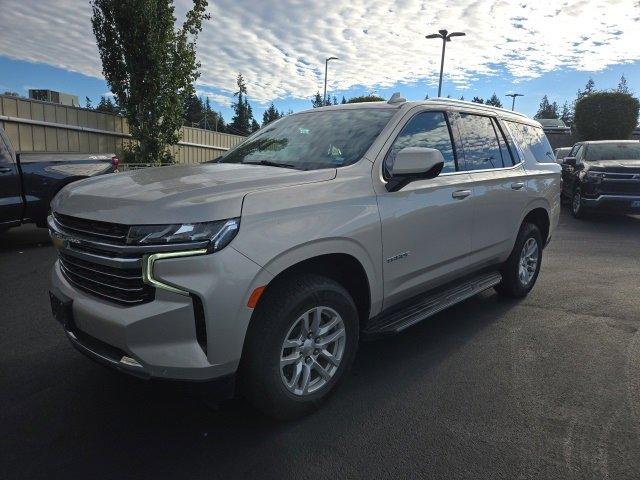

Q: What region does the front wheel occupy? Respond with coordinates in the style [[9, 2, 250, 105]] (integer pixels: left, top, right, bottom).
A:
[[240, 274, 359, 419], [571, 189, 586, 219], [495, 223, 543, 298]]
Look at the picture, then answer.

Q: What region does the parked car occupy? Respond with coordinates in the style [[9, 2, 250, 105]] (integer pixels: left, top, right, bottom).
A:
[[48, 97, 560, 419], [554, 147, 572, 163], [560, 140, 640, 218], [538, 118, 571, 135], [0, 125, 117, 232]]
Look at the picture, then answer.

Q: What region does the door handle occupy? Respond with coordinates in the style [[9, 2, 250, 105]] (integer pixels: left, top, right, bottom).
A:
[[0, 166, 12, 173], [452, 189, 472, 199], [511, 182, 525, 190]]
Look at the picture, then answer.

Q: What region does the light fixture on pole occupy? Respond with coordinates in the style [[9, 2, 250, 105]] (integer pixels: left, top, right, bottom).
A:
[[426, 29, 466, 97], [506, 93, 524, 111], [323, 57, 339, 105]]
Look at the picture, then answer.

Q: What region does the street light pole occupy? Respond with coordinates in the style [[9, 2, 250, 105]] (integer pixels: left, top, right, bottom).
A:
[[426, 29, 465, 97], [506, 93, 524, 111], [323, 57, 338, 105]]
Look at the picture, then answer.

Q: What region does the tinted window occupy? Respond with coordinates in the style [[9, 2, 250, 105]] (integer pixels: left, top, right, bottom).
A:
[[0, 129, 14, 164], [585, 143, 640, 161], [219, 109, 395, 171], [458, 114, 504, 170], [505, 122, 555, 163], [383, 111, 456, 177], [493, 119, 514, 166]]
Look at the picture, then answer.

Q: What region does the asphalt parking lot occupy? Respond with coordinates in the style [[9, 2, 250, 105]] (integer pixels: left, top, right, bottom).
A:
[[2, 210, 640, 480]]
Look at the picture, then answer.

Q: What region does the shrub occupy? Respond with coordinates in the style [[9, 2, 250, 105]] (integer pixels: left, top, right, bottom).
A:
[[574, 91, 639, 141]]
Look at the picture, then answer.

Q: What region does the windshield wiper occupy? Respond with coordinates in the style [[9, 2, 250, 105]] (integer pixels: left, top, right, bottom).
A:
[[246, 160, 300, 170]]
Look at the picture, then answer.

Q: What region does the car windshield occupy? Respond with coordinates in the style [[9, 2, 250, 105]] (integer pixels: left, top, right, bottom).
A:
[[585, 143, 640, 161], [218, 108, 396, 170]]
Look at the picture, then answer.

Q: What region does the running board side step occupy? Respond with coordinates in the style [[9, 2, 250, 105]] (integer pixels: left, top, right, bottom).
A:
[[364, 271, 502, 336]]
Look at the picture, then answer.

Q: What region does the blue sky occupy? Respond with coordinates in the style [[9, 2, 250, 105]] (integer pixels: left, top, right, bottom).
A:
[[1, 0, 639, 124]]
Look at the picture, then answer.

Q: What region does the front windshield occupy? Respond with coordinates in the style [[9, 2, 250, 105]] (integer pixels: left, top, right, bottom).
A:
[[218, 108, 396, 170], [586, 143, 640, 161]]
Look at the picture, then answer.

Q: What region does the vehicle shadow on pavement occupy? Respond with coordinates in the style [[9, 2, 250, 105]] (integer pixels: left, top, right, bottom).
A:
[[3, 289, 519, 480]]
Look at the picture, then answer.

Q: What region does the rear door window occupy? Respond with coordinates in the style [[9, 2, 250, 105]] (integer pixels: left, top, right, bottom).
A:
[[505, 121, 555, 163], [457, 114, 505, 170], [0, 129, 14, 164]]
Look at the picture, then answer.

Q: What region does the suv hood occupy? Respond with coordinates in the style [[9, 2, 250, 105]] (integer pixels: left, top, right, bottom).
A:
[[586, 159, 640, 173], [52, 163, 336, 224]]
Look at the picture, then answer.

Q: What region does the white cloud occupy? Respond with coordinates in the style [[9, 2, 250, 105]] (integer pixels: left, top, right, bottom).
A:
[[1, 0, 639, 103]]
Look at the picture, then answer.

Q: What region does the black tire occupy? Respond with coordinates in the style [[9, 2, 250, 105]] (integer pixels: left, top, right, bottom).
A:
[[495, 223, 543, 298], [571, 189, 586, 219], [240, 274, 359, 420]]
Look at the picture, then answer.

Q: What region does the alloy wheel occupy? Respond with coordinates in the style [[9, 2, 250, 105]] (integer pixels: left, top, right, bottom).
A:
[[280, 306, 346, 396], [518, 237, 539, 286]]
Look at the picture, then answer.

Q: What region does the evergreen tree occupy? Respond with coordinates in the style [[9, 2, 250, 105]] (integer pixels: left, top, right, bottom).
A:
[[459, 96, 465, 101], [262, 103, 282, 126], [229, 73, 255, 135], [535, 95, 559, 119], [95, 96, 120, 114], [471, 96, 484, 104], [251, 119, 260, 133], [485, 93, 503, 108], [85, 96, 93, 109], [311, 92, 324, 108], [617, 74, 630, 94], [577, 78, 595, 100], [560, 101, 573, 126], [183, 92, 204, 127], [424, 94, 430, 100], [341, 96, 347, 104]]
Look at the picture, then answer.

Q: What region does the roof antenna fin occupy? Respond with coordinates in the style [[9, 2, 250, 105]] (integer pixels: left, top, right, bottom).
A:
[[387, 92, 406, 104]]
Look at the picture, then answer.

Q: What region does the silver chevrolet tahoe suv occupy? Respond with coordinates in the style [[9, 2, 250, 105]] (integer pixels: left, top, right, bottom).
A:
[[49, 96, 560, 419]]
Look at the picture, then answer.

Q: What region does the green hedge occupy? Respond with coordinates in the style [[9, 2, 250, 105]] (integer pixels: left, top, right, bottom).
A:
[[574, 91, 639, 141]]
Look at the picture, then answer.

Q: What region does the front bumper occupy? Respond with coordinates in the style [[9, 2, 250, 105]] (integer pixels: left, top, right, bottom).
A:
[[581, 194, 640, 212], [51, 245, 272, 382]]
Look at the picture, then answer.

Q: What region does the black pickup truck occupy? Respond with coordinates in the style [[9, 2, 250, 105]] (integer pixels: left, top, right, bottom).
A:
[[561, 140, 640, 218], [0, 125, 117, 232]]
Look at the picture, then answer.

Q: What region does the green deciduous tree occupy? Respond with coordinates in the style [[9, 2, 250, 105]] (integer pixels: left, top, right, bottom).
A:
[[574, 91, 639, 141], [91, 0, 210, 163]]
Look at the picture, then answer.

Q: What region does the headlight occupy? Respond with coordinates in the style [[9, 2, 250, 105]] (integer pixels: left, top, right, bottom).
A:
[[126, 218, 240, 252], [584, 171, 604, 182]]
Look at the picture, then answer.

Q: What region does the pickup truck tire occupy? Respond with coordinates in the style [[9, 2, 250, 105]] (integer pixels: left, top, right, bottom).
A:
[[571, 189, 586, 219], [495, 222, 542, 298], [240, 274, 359, 420]]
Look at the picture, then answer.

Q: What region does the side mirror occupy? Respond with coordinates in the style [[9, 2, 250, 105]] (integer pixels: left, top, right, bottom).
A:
[[563, 156, 576, 167], [387, 147, 445, 192]]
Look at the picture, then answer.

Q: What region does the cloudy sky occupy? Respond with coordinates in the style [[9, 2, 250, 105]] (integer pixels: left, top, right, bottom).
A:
[[1, 0, 639, 121]]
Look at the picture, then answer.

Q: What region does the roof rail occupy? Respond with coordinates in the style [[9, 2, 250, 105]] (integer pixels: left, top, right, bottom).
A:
[[388, 92, 406, 104], [427, 97, 530, 118]]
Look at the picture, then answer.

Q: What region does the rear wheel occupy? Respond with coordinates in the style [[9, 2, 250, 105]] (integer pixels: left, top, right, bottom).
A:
[[495, 223, 543, 298], [240, 274, 359, 419]]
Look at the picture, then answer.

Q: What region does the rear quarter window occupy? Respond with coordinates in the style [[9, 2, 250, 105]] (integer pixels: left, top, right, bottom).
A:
[[505, 121, 555, 164]]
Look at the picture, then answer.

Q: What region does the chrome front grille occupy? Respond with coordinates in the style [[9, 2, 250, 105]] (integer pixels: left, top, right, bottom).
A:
[[58, 252, 154, 305], [53, 212, 128, 244], [50, 213, 154, 305]]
